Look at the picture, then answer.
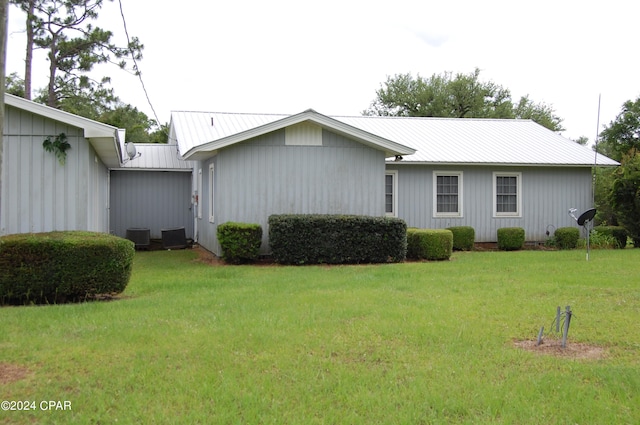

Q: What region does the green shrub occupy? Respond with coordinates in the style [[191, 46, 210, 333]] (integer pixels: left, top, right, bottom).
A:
[[579, 229, 617, 249], [446, 226, 475, 251], [0, 231, 134, 305], [268, 214, 407, 264], [407, 229, 453, 261], [497, 227, 525, 251], [217, 222, 263, 263], [593, 225, 628, 248], [554, 227, 580, 249]]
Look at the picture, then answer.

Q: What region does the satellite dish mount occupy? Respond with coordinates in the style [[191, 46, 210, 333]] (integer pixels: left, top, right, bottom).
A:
[[123, 142, 142, 164], [568, 208, 596, 261]]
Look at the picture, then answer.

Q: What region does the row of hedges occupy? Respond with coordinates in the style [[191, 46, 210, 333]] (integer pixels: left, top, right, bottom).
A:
[[268, 214, 407, 264], [0, 231, 135, 305]]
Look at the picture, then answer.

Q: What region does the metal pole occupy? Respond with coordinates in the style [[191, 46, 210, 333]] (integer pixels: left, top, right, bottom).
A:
[[562, 306, 572, 348], [556, 306, 561, 333]]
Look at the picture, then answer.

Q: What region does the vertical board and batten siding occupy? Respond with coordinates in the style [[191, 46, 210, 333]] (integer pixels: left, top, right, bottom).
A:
[[1, 105, 108, 235], [388, 164, 594, 242], [197, 128, 386, 255], [109, 170, 194, 240]]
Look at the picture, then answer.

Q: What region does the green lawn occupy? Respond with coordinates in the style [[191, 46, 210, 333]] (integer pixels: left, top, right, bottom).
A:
[[1, 248, 639, 424]]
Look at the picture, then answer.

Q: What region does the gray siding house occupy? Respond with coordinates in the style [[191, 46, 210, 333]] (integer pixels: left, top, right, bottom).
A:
[[2, 95, 618, 257], [170, 109, 618, 255], [1, 94, 194, 241], [1, 94, 124, 235]]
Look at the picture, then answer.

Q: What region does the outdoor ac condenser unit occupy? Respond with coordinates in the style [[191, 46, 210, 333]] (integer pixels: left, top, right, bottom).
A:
[[126, 228, 150, 250]]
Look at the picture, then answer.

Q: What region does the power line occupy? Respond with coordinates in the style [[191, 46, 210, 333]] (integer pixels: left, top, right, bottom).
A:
[[117, 0, 164, 130]]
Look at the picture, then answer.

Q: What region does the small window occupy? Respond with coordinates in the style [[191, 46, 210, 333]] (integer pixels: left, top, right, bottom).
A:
[[385, 171, 398, 217], [208, 163, 215, 223], [494, 172, 521, 217], [433, 172, 463, 217], [197, 168, 203, 219]]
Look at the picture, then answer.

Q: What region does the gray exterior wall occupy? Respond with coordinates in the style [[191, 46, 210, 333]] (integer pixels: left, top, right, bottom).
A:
[[109, 170, 194, 240], [1, 105, 109, 235], [197, 128, 386, 254], [388, 164, 594, 242]]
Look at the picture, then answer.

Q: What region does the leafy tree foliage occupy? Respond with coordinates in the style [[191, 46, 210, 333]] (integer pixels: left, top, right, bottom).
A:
[[100, 103, 164, 143], [610, 150, 640, 246], [20, 0, 144, 109], [364, 68, 565, 132], [5, 72, 26, 97], [597, 96, 640, 162]]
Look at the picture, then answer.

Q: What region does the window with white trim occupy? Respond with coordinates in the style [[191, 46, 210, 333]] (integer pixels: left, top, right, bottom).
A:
[[494, 172, 522, 217], [385, 171, 398, 217], [197, 168, 203, 219], [433, 171, 463, 217], [208, 163, 215, 223]]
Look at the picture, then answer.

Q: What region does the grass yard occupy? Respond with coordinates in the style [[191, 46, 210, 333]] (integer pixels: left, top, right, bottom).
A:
[[1, 248, 639, 424]]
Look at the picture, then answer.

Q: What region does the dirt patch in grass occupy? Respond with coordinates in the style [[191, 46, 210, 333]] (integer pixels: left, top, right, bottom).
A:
[[0, 363, 31, 384], [514, 339, 607, 360]]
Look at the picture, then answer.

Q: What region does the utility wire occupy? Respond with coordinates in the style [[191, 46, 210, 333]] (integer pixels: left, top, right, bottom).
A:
[[117, 0, 164, 132]]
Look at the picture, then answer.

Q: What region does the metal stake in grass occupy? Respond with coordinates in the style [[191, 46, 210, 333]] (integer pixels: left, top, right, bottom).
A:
[[561, 305, 572, 349]]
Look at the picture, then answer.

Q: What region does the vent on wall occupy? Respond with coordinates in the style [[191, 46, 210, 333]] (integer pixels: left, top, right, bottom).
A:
[[126, 228, 150, 250]]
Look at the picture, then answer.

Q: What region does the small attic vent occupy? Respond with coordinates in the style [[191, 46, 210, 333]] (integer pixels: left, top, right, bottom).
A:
[[285, 122, 322, 146], [211, 117, 214, 126]]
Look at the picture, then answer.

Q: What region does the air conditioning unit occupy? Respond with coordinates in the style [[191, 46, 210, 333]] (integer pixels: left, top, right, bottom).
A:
[[161, 227, 187, 249], [126, 228, 150, 250]]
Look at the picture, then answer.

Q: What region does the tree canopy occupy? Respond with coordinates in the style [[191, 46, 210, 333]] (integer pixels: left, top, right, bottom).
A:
[[596, 96, 640, 162], [364, 69, 565, 132], [7, 0, 167, 142]]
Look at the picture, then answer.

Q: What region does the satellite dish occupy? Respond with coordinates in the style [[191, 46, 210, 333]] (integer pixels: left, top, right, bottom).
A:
[[126, 142, 137, 160], [577, 208, 596, 226], [568, 207, 597, 261]]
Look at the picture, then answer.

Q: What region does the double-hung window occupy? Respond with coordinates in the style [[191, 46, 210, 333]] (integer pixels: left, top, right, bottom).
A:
[[208, 163, 215, 223], [433, 171, 462, 217], [494, 172, 521, 217], [385, 171, 398, 217]]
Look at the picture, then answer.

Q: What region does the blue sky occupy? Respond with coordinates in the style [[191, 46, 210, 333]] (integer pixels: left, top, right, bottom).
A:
[[6, 0, 639, 144]]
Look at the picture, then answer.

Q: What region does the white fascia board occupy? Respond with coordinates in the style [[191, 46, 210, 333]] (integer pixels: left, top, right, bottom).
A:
[[387, 161, 620, 167], [182, 110, 416, 160]]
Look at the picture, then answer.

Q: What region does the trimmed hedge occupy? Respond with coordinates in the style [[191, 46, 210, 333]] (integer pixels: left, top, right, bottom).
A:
[[0, 231, 135, 305], [497, 227, 525, 251], [593, 225, 628, 248], [554, 227, 580, 249], [407, 229, 453, 261], [446, 226, 475, 251], [217, 222, 263, 263], [268, 214, 407, 264]]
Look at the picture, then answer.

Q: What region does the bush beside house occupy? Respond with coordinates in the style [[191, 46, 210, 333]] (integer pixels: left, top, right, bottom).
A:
[[446, 226, 475, 251], [553, 227, 581, 249], [0, 231, 135, 305], [497, 227, 525, 251], [268, 214, 407, 264], [406, 229, 453, 261], [217, 222, 263, 263]]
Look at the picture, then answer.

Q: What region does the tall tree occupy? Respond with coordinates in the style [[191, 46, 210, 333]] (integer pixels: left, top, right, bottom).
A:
[[12, 0, 143, 108], [364, 69, 565, 132], [9, 0, 39, 99], [610, 150, 640, 246], [597, 96, 640, 162]]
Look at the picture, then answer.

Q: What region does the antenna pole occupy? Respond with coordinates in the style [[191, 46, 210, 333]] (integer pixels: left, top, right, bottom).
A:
[[593, 94, 602, 206]]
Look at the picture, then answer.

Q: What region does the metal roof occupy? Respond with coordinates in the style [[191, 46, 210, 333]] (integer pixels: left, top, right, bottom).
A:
[[170, 110, 619, 167], [115, 143, 194, 171], [5, 94, 126, 168], [171, 110, 416, 160], [336, 115, 618, 166]]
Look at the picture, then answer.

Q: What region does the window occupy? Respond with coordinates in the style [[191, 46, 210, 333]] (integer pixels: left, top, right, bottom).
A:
[[494, 172, 521, 217], [208, 163, 215, 223], [385, 171, 398, 217], [197, 168, 202, 219], [433, 172, 462, 217]]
